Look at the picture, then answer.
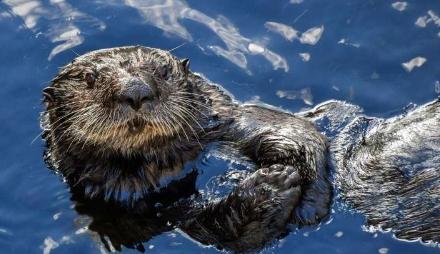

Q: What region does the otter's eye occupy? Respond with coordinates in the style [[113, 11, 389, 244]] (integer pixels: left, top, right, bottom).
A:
[[85, 73, 96, 88], [158, 65, 170, 79]]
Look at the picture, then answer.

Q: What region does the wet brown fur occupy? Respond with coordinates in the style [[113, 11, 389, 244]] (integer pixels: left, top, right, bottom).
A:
[[42, 46, 331, 252]]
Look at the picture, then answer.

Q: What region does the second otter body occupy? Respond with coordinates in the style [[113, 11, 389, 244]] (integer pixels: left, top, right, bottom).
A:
[[42, 46, 331, 252]]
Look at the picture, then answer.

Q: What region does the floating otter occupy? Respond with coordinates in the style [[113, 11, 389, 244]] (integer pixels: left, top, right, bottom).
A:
[[41, 46, 332, 252], [41, 46, 440, 252]]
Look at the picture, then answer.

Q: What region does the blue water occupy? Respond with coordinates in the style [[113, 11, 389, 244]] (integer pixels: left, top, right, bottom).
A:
[[1, 0, 439, 253]]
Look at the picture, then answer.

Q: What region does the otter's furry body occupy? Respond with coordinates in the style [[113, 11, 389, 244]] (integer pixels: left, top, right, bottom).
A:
[[42, 46, 331, 252], [42, 45, 440, 252], [305, 99, 440, 245], [333, 100, 440, 243]]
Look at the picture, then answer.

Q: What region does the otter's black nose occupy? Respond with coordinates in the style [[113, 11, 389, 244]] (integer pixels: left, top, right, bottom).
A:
[[119, 79, 155, 111]]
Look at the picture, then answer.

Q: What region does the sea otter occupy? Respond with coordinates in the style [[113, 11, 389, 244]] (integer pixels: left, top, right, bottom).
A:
[[41, 46, 331, 252], [41, 46, 440, 252]]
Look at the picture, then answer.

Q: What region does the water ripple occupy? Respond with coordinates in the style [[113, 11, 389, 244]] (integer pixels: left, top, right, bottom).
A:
[[415, 10, 440, 30], [265, 21, 299, 42], [391, 2, 408, 12], [4, 0, 105, 60], [125, 0, 288, 73], [402, 56, 427, 72]]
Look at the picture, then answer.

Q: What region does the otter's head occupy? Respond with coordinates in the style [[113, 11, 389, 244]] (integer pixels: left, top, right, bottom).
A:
[[43, 46, 202, 157]]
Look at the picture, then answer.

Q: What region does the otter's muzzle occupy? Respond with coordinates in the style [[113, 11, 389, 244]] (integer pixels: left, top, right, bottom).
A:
[[119, 78, 155, 111]]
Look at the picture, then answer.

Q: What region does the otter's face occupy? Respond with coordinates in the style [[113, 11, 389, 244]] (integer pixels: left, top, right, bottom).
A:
[[43, 46, 199, 155]]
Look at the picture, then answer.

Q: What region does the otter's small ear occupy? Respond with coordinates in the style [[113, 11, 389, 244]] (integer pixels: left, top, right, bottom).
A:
[[42, 87, 55, 107], [181, 58, 190, 75]]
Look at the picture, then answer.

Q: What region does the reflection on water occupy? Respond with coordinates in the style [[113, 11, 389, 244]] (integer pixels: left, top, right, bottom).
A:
[[299, 26, 324, 45], [402, 56, 427, 72], [125, 0, 288, 73], [416, 10, 440, 29], [5, 0, 438, 81], [276, 88, 313, 105], [264, 21, 325, 46], [391, 1, 408, 12], [337, 38, 360, 48], [265, 21, 299, 42], [4, 0, 105, 60], [299, 52, 310, 62], [5, 0, 291, 72]]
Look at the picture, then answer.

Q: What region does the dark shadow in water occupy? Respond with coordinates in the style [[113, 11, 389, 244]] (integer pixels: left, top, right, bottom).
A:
[[70, 170, 199, 253]]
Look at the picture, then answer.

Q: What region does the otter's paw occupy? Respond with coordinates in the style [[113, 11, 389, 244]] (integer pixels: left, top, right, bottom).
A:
[[180, 164, 303, 252], [239, 164, 303, 216], [245, 164, 301, 192]]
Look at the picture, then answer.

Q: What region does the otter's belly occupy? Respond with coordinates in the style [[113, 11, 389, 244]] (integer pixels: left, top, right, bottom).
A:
[[331, 100, 440, 243]]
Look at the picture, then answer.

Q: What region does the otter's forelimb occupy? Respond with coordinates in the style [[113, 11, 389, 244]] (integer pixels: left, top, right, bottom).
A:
[[181, 105, 332, 251], [230, 105, 332, 225]]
